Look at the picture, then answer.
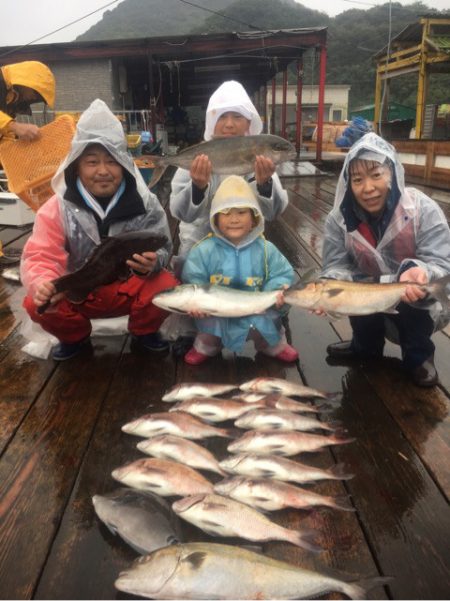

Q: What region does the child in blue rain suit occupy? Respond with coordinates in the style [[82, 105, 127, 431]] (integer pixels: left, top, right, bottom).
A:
[[181, 175, 298, 365]]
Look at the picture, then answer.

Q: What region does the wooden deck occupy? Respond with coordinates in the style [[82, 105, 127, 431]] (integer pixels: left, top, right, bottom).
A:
[[0, 171, 449, 600]]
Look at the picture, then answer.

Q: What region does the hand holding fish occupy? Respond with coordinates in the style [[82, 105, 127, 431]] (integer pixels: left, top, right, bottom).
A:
[[34, 281, 65, 308], [190, 154, 212, 190], [399, 266, 428, 303], [126, 251, 158, 275], [254, 155, 276, 186]]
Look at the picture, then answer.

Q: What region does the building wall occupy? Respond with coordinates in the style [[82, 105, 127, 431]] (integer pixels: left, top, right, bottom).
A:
[[267, 84, 351, 123], [49, 59, 119, 112]]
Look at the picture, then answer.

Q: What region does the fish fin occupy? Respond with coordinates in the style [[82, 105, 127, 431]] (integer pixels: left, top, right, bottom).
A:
[[182, 551, 208, 569], [382, 307, 399, 314], [325, 311, 342, 321], [116, 264, 131, 281], [343, 576, 394, 600], [291, 528, 322, 553], [331, 494, 356, 512], [147, 165, 167, 189]]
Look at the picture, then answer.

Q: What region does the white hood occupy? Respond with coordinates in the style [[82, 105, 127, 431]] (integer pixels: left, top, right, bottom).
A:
[[204, 80, 263, 141]]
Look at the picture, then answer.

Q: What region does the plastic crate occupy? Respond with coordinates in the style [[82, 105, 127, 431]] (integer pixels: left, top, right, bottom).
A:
[[0, 115, 76, 211]]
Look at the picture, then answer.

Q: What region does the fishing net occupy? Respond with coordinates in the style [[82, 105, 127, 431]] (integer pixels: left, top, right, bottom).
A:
[[0, 115, 76, 211]]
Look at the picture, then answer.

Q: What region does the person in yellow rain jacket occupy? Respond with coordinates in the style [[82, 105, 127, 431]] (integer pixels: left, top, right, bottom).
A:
[[0, 60, 56, 265]]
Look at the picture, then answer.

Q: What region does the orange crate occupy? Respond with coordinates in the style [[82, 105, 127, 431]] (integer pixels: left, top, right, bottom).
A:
[[0, 115, 76, 211]]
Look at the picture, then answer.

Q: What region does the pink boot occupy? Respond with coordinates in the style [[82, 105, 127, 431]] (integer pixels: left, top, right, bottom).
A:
[[184, 347, 211, 365], [275, 344, 299, 363]]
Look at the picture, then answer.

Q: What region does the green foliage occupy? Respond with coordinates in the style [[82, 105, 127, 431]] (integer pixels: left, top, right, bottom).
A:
[[77, 0, 450, 109]]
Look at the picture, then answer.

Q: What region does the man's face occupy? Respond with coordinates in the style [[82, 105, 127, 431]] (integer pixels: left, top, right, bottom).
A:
[[77, 145, 124, 198], [349, 159, 391, 216], [213, 111, 250, 137]]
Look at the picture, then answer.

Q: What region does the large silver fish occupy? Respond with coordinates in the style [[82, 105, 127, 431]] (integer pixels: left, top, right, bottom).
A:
[[234, 408, 338, 433], [214, 476, 354, 512], [137, 434, 226, 476], [92, 488, 183, 554], [219, 453, 354, 484], [228, 429, 355, 456], [240, 377, 335, 399], [162, 382, 238, 402], [115, 542, 391, 600], [147, 134, 296, 188], [284, 275, 450, 317], [122, 411, 233, 440], [153, 284, 280, 317], [172, 493, 320, 552], [111, 458, 213, 497]]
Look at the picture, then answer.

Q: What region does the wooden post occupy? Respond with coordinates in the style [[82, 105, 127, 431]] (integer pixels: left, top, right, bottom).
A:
[[295, 58, 303, 155], [271, 77, 276, 135], [416, 18, 430, 139], [281, 69, 287, 139], [316, 44, 327, 162]]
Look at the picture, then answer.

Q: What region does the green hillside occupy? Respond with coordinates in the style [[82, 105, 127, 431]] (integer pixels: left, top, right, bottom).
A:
[[77, 0, 449, 109]]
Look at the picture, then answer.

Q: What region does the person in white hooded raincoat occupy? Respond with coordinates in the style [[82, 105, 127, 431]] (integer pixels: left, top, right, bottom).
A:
[[21, 99, 178, 361], [321, 132, 450, 387], [170, 80, 289, 268], [168, 80, 289, 355], [181, 175, 298, 365]]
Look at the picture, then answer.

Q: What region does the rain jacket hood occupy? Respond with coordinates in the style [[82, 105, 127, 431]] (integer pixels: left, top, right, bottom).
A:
[[209, 175, 264, 246], [1, 61, 55, 108], [204, 80, 263, 141], [52, 99, 149, 202]]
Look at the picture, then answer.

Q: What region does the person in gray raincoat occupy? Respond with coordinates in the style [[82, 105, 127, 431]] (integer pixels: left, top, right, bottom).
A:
[[320, 132, 450, 387], [21, 99, 178, 361]]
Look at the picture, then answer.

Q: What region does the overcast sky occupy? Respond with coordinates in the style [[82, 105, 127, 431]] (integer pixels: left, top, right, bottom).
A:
[[1, 0, 448, 47]]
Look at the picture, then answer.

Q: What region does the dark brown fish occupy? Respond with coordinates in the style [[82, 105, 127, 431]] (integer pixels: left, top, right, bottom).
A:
[[37, 231, 167, 313]]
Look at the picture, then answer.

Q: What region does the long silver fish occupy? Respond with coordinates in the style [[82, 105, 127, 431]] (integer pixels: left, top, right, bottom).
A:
[[111, 458, 213, 497], [169, 397, 266, 423], [172, 493, 321, 552], [137, 434, 226, 476], [147, 134, 296, 188], [219, 453, 354, 484], [228, 430, 355, 456], [214, 476, 354, 512], [235, 408, 338, 433], [153, 284, 280, 317], [240, 377, 335, 399], [115, 542, 391, 600], [121, 411, 233, 439], [92, 488, 183, 554], [284, 275, 450, 317], [162, 382, 238, 402]]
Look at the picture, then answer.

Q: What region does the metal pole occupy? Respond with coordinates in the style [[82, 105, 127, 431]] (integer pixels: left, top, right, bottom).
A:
[[316, 45, 327, 162], [295, 58, 303, 155], [281, 70, 287, 139]]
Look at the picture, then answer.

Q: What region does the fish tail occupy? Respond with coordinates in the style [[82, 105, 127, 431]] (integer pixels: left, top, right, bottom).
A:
[[147, 163, 167, 189], [429, 274, 450, 310], [329, 494, 356, 512], [328, 462, 355, 480], [289, 527, 322, 553], [218, 427, 239, 439], [342, 576, 393, 599]]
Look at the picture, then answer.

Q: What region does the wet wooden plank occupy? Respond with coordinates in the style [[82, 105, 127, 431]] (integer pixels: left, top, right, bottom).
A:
[[35, 344, 178, 600], [0, 330, 56, 454], [0, 336, 125, 600], [288, 308, 450, 600]]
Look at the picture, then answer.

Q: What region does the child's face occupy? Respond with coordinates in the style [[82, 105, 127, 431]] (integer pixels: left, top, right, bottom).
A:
[[217, 208, 256, 244], [213, 112, 250, 137]]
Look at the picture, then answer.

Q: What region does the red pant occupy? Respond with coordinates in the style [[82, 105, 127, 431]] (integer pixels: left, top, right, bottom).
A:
[[23, 270, 178, 343]]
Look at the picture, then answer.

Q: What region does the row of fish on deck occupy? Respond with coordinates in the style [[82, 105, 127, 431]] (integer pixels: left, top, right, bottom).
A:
[[92, 378, 391, 599]]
